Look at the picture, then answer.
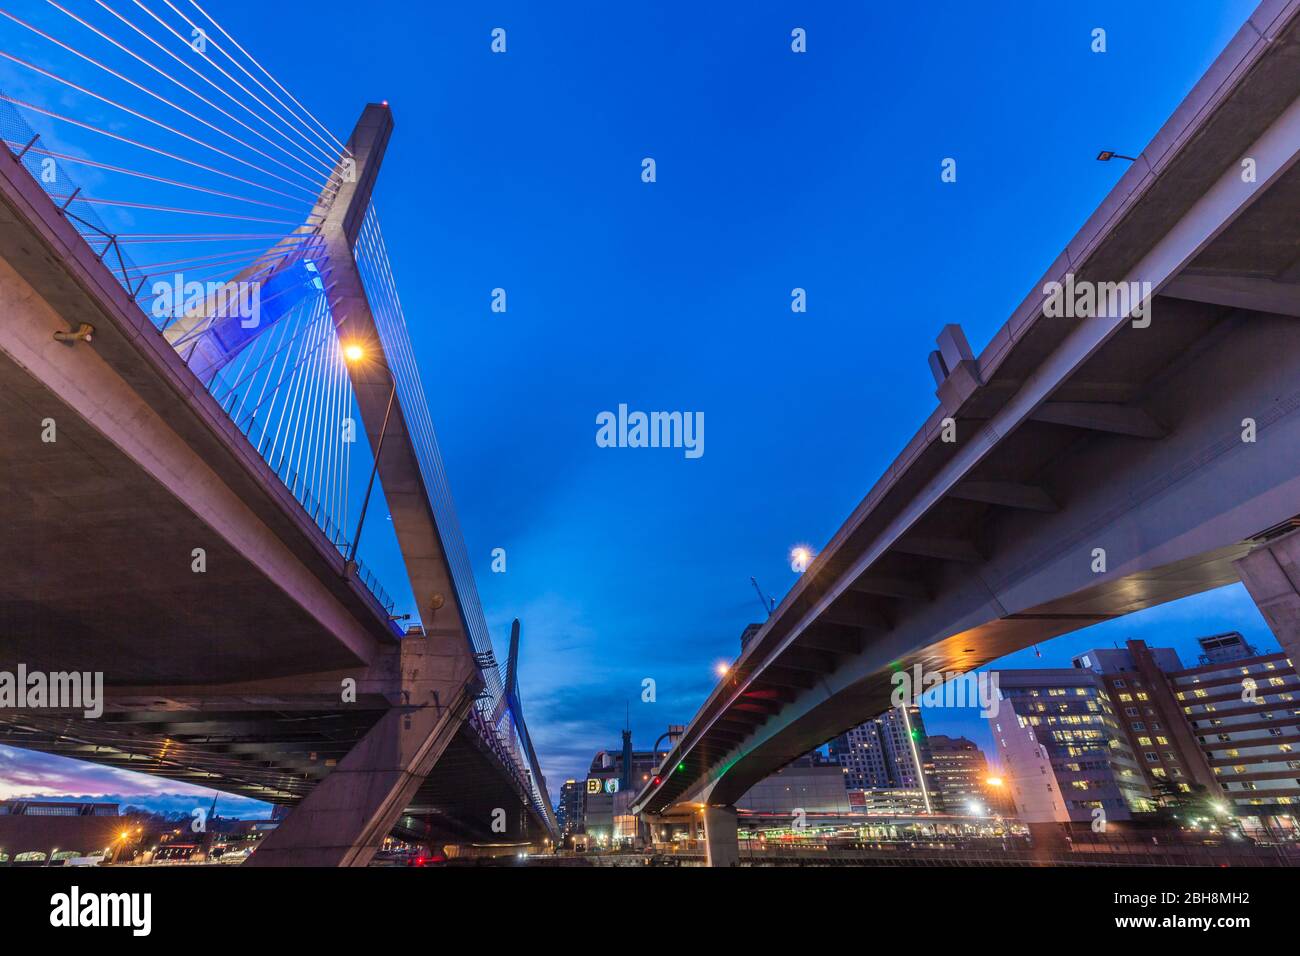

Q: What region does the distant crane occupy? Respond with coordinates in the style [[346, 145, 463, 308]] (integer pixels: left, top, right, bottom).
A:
[[750, 576, 776, 617]]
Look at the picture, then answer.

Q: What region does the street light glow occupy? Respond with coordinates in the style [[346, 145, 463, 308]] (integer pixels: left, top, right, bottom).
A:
[[343, 343, 365, 363], [716, 662, 730, 677]]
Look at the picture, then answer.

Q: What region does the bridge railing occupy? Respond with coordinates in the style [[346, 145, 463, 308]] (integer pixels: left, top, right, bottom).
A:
[[1, 92, 144, 291]]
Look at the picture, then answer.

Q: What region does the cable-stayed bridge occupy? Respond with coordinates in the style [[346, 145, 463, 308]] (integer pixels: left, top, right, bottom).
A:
[[0, 0, 554, 863]]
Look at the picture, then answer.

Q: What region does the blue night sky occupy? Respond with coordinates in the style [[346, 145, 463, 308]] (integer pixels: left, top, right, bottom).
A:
[[0, 0, 1281, 811]]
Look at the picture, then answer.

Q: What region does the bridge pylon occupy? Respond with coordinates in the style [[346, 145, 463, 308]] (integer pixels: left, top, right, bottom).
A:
[[245, 104, 492, 865], [246, 635, 480, 866]]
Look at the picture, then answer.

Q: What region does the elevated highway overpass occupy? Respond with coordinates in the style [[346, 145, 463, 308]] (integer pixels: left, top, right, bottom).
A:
[[0, 98, 554, 862], [633, 0, 1300, 864]]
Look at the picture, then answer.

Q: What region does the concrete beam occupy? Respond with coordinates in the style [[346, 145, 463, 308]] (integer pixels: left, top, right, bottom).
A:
[[951, 480, 1058, 513], [737, 686, 797, 704], [819, 591, 892, 630], [1030, 402, 1166, 438], [754, 667, 818, 690], [704, 730, 749, 746], [797, 627, 865, 654], [775, 648, 839, 674], [724, 696, 781, 714], [849, 575, 929, 601], [892, 536, 983, 564], [733, 697, 782, 714], [97, 654, 412, 709], [1163, 272, 1300, 317], [1234, 529, 1300, 668]]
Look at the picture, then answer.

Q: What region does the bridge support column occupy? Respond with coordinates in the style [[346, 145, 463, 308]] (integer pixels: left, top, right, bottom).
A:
[[247, 636, 480, 867], [640, 812, 665, 847], [702, 805, 739, 867], [1234, 530, 1300, 667]]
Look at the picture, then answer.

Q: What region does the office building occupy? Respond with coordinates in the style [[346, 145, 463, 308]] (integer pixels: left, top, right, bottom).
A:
[[557, 779, 583, 837], [927, 734, 994, 813]]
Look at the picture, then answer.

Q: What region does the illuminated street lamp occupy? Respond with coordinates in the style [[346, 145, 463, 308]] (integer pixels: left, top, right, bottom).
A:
[[341, 342, 398, 577]]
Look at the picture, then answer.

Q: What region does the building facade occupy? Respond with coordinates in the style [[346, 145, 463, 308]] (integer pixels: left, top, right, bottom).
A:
[[1168, 638, 1300, 832], [557, 779, 583, 837], [829, 705, 935, 809], [579, 733, 671, 845], [991, 634, 1300, 835], [991, 667, 1154, 824], [0, 800, 122, 863], [737, 762, 851, 815], [926, 734, 992, 813]]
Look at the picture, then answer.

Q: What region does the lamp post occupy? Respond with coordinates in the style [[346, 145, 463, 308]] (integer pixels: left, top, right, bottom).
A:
[[342, 343, 397, 577]]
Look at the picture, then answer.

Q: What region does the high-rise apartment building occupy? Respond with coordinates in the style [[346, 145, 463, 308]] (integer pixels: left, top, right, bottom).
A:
[[1168, 637, 1299, 830], [830, 705, 936, 810], [991, 634, 1299, 835], [991, 667, 1154, 824]]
